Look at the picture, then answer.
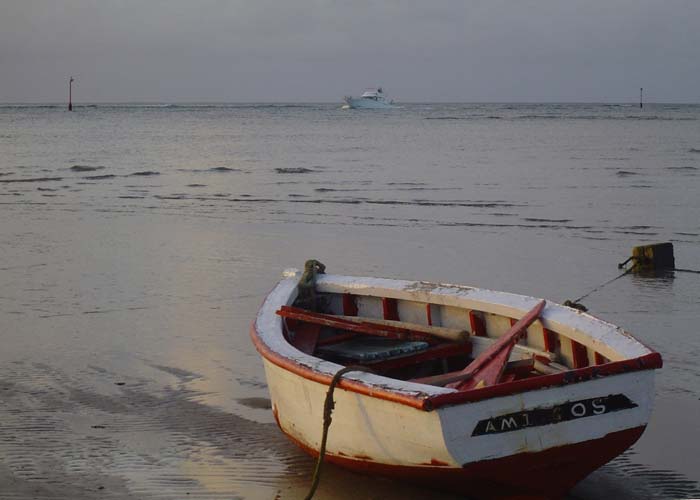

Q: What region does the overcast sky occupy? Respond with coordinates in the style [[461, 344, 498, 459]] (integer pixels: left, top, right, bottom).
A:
[[1, 0, 699, 103]]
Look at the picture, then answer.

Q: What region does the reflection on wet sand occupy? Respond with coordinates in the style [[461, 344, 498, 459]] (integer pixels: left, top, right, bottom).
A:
[[0, 360, 306, 499], [1, 357, 698, 500]]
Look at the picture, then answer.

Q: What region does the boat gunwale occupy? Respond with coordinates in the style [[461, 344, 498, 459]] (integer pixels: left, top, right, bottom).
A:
[[251, 322, 661, 410], [251, 272, 662, 411]]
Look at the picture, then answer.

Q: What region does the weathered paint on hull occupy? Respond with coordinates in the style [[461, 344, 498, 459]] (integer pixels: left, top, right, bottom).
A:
[[264, 358, 455, 466], [252, 272, 661, 498], [284, 424, 645, 500], [263, 356, 654, 500]]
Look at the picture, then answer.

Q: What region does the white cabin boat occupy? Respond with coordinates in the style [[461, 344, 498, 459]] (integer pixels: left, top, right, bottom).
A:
[[251, 264, 662, 499], [343, 87, 395, 109]]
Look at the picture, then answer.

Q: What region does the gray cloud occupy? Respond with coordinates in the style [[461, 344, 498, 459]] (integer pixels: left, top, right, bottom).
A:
[[1, 0, 699, 102]]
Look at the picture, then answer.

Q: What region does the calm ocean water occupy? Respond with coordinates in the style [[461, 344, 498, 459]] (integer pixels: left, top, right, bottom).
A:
[[1, 103, 699, 499]]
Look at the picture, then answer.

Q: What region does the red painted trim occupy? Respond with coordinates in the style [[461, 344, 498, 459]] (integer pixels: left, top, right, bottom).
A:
[[250, 323, 430, 410], [288, 322, 320, 355], [469, 310, 487, 337], [422, 458, 450, 467], [426, 351, 662, 409], [382, 297, 399, 321], [277, 306, 436, 343], [280, 423, 646, 500], [594, 352, 606, 365], [342, 293, 358, 316], [426, 303, 433, 326], [449, 300, 545, 390], [251, 318, 662, 411], [572, 340, 590, 368], [542, 328, 558, 353]]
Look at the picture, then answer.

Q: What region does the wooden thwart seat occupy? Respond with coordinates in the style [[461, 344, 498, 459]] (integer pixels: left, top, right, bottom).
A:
[[367, 342, 472, 372], [278, 300, 549, 390], [277, 305, 468, 344], [316, 337, 429, 363], [278, 305, 473, 370]]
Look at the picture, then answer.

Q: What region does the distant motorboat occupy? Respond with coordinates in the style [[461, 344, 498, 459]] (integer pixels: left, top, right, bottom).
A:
[[343, 87, 396, 109]]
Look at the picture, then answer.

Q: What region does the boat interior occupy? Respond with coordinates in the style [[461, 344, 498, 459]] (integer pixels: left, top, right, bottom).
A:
[[277, 290, 615, 392]]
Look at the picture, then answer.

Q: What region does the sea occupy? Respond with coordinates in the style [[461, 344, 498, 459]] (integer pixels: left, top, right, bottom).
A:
[[1, 102, 699, 499]]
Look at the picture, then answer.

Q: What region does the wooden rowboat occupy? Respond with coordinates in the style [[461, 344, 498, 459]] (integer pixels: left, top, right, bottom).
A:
[[250, 264, 662, 499]]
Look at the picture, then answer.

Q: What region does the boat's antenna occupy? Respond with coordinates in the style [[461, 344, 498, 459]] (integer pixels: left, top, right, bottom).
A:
[[640, 87, 643, 109]]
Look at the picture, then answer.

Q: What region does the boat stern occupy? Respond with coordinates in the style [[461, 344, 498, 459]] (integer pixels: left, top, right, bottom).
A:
[[428, 368, 656, 497]]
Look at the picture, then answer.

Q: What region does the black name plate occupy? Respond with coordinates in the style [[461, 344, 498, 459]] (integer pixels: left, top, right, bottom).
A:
[[472, 394, 637, 436]]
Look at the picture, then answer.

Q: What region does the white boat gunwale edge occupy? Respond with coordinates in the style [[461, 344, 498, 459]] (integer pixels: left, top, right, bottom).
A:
[[251, 271, 662, 411]]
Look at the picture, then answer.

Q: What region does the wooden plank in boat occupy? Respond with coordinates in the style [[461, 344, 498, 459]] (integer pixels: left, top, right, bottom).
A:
[[316, 337, 429, 362], [277, 306, 443, 344], [413, 358, 537, 386], [287, 322, 321, 355], [366, 342, 473, 372], [333, 314, 468, 342], [470, 336, 557, 362]]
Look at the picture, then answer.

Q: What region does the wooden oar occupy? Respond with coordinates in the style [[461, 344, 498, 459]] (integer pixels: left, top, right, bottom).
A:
[[414, 358, 536, 386], [278, 306, 467, 342], [470, 335, 557, 362], [445, 300, 546, 391], [277, 306, 438, 344], [332, 315, 468, 343]]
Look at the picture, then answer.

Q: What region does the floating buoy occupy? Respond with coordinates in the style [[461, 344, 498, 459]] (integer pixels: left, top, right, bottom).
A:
[[619, 242, 675, 271]]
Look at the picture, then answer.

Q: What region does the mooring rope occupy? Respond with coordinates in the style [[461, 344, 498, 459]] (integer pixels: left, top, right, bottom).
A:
[[564, 267, 635, 312], [299, 254, 698, 500], [297, 259, 326, 312], [304, 365, 374, 500], [564, 261, 700, 310], [618, 256, 700, 275], [673, 267, 700, 274]]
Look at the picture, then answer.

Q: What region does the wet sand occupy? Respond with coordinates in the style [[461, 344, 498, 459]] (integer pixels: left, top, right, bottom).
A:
[[0, 358, 696, 500], [2, 213, 699, 499], [0, 355, 461, 500], [1, 216, 699, 500]]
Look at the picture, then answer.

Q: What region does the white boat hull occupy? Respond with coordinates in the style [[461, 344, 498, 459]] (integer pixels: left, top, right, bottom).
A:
[[344, 97, 395, 109], [265, 359, 653, 467]]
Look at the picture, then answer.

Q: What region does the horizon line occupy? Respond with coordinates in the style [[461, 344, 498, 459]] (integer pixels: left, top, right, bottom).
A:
[[2, 100, 699, 105]]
